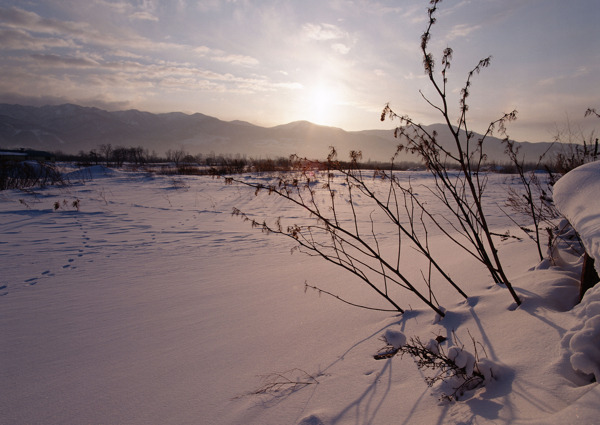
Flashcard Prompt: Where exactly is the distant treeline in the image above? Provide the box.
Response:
[50,144,429,174]
[31,137,600,175]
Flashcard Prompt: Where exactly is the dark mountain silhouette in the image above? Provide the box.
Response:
[0,103,557,163]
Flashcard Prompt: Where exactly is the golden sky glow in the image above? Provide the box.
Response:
[0,0,599,142]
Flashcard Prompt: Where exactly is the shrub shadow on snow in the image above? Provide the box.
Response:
[328,359,395,425]
[239,311,422,423]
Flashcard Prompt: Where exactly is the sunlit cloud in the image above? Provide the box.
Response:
[332,43,350,55]
[303,23,347,41]
[193,45,258,66]
[129,11,159,22]
[211,54,259,67]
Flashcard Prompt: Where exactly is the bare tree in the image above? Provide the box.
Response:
[166,148,188,167]
[99,144,113,167]
[551,115,598,173]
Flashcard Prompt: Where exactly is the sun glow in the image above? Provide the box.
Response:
[305,84,341,126]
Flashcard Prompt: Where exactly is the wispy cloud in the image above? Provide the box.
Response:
[302,22,355,55]
[29,53,100,68]
[447,23,482,40]
[303,23,347,41]
[0,28,76,50]
[0,91,132,110]
[193,46,259,67]
[332,43,350,55]
[0,6,92,39]
[538,66,592,87]
[210,53,259,67]
[129,11,159,22]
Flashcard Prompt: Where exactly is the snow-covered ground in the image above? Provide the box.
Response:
[1,164,599,424]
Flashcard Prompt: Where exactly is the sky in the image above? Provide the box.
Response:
[0,0,598,143]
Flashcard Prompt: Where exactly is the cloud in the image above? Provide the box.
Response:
[30,53,100,68]
[129,11,159,22]
[0,28,76,50]
[447,23,482,40]
[303,23,347,41]
[537,65,593,88]
[302,22,355,54]
[0,6,93,39]
[0,5,258,72]
[0,5,134,54]
[94,0,131,14]
[93,0,159,22]
[193,46,259,67]
[211,54,259,67]
[273,82,303,90]
[2,46,295,99]
[0,91,132,110]
[332,43,350,55]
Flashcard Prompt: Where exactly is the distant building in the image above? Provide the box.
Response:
[0,149,56,162]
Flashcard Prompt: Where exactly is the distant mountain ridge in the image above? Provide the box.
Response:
[0,103,555,163]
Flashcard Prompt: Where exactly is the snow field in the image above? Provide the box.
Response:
[1,165,599,424]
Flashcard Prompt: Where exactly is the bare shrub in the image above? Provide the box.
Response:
[502,141,559,261]
[228,149,468,317]
[246,368,320,398]
[381,0,521,305]
[0,160,64,191]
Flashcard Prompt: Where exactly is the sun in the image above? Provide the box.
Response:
[305,84,340,125]
[312,86,334,109]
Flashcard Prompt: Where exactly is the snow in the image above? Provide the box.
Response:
[1,165,599,424]
[382,328,406,349]
[554,160,600,277]
[554,161,600,385]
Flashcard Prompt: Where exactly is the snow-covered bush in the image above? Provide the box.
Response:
[376,330,498,402]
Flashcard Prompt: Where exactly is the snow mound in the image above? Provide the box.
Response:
[553,161,600,277]
[64,165,115,181]
[554,161,600,382]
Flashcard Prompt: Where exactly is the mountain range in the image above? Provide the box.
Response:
[0,103,556,163]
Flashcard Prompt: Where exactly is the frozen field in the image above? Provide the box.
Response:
[1,165,599,424]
